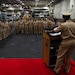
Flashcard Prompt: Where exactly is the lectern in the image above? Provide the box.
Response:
[43,30,62,67]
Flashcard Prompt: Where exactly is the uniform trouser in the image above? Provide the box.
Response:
[21,27,24,34]
[8,27,11,35]
[34,25,38,34]
[15,26,19,34]
[25,26,29,34]
[7,26,11,35]
[38,27,42,34]
[54,39,75,73]
[6,28,8,37]
[29,26,33,34]
[31,26,34,34]
[3,28,7,39]
[0,32,3,40]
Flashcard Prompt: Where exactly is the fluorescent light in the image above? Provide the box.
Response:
[35,0,39,1]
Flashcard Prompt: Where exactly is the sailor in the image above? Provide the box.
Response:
[51,12,75,75]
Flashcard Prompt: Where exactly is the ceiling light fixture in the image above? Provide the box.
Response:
[35,0,39,1]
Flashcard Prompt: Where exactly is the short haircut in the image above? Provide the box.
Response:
[63,15,70,20]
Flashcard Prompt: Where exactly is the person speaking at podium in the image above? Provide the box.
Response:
[51,12,75,75]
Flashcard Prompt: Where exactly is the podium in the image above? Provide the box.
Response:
[43,30,62,68]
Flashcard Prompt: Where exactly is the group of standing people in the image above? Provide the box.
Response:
[13,15,75,75]
[14,18,55,34]
[0,19,12,41]
[0,17,55,41]
[0,13,75,75]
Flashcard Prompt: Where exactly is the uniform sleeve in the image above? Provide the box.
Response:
[54,23,64,32]
[49,20,55,25]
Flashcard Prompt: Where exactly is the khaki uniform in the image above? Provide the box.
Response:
[38,20,43,34]
[24,21,29,34]
[20,20,24,34]
[5,21,9,37]
[47,19,55,29]
[17,20,21,33]
[54,20,75,73]
[35,20,39,34]
[33,20,37,34]
[2,22,7,39]
[43,20,49,30]
[14,21,19,34]
[8,21,12,35]
[0,21,3,40]
[28,20,33,34]
[18,20,21,33]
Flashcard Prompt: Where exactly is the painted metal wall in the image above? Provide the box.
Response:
[53,0,75,19]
